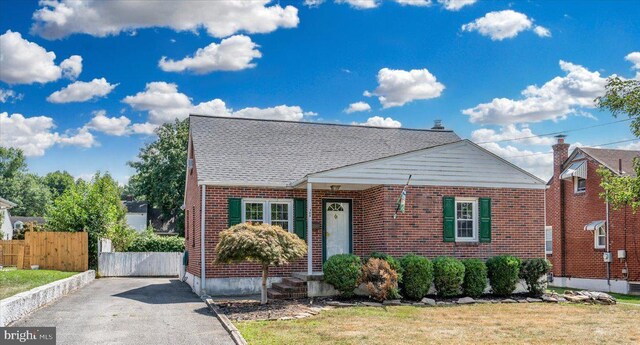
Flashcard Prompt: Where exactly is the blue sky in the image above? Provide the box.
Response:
[1,0,639,183]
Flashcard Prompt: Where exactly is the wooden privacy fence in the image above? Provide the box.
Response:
[0,232,88,271]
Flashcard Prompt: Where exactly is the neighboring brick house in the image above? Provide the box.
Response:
[184,115,546,296]
[546,136,640,294]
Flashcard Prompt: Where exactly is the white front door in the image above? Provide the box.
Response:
[325,201,350,260]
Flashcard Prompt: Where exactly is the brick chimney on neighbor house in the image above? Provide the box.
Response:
[548,134,570,277]
[552,135,570,179]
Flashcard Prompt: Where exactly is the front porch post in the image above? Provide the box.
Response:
[307,181,313,275]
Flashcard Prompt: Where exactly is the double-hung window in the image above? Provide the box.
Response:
[241,199,293,232]
[455,198,478,242]
[595,226,606,249]
[574,177,586,193]
[545,226,553,254]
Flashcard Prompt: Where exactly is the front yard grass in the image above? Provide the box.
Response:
[236,303,640,345]
[548,286,640,305]
[0,268,77,300]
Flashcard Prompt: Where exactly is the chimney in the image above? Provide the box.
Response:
[431,120,444,130]
[552,135,569,178]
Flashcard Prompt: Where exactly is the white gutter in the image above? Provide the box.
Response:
[200,185,207,295]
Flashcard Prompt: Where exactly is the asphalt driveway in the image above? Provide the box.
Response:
[13,278,234,345]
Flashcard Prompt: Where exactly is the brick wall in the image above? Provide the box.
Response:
[184,137,202,277]
[186,183,545,279]
[547,154,640,281]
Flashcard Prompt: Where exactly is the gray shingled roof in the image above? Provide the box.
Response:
[190,115,461,186]
[580,147,640,177]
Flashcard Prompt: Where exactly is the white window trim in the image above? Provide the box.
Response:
[241,198,294,232]
[574,176,586,193]
[454,197,478,243]
[545,226,553,254]
[594,225,606,249]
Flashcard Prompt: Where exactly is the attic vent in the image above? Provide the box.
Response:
[431,120,444,130]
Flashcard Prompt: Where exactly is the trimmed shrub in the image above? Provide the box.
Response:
[520,258,552,296]
[360,258,400,301]
[368,252,403,283]
[486,255,521,296]
[400,254,434,300]
[127,233,185,252]
[461,259,487,297]
[323,254,362,297]
[432,257,465,297]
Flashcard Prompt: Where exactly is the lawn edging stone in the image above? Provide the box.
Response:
[204,298,248,345]
[0,270,95,326]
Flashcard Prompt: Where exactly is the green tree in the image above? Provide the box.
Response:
[216,223,307,304]
[595,77,640,211]
[47,172,126,268]
[127,119,188,235]
[43,170,76,199]
[0,147,26,180]
[0,147,52,216]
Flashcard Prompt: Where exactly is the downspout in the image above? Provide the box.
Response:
[560,177,566,276]
[200,185,206,296]
[543,189,547,257]
[606,191,610,285]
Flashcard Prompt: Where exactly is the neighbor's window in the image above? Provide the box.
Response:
[545,226,553,254]
[595,226,606,249]
[242,199,293,232]
[574,177,586,193]
[455,198,478,242]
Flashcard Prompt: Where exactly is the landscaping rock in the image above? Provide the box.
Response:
[517,299,529,303]
[541,295,558,303]
[557,297,567,303]
[383,300,402,306]
[361,302,383,307]
[326,301,355,307]
[457,297,475,305]
[421,298,436,306]
[526,297,543,303]
[563,295,589,303]
[502,299,516,303]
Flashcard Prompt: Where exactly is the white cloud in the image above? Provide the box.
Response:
[85,111,131,136]
[0,30,82,84]
[31,0,299,39]
[533,25,551,38]
[0,89,23,103]
[462,10,550,41]
[463,60,607,124]
[60,55,82,80]
[471,125,556,146]
[336,0,380,9]
[123,81,315,124]
[47,78,117,103]
[304,0,325,7]
[395,0,432,6]
[626,51,640,79]
[617,141,640,151]
[159,35,261,74]
[437,0,476,11]
[130,122,158,135]
[0,112,96,156]
[365,68,445,108]
[353,116,402,128]
[344,101,372,113]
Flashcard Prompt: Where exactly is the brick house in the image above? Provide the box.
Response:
[184,115,546,296]
[546,136,640,294]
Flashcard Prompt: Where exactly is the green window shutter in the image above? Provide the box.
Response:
[228,198,242,227]
[443,196,455,242]
[479,197,492,243]
[294,198,307,240]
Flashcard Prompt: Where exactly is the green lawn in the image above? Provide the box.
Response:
[0,268,77,300]
[547,286,640,305]
[236,304,640,345]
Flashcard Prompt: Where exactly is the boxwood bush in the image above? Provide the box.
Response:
[486,255,521,296]
[519,258,552,296]
[461,259,487,297]
[432,257,465,297]
[368,252,403,283]
[400,254,433,300]
[323,254,362,297]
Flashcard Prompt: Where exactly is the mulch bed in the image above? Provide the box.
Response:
[215,298,330,321]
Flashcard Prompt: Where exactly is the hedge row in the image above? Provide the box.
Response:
[323,253,551,300]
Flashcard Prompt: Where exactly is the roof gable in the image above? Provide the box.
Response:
[578,147,639,177]
[190,115,460,186]
[307,140,545,189]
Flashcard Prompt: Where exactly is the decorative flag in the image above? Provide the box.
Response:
[394,175,412,219]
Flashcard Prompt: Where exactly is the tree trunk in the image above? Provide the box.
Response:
[261,265,269,304]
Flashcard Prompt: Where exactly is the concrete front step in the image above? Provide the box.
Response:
[282,277,306,287]
[271,282,307,293]
[267,289,308,300]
